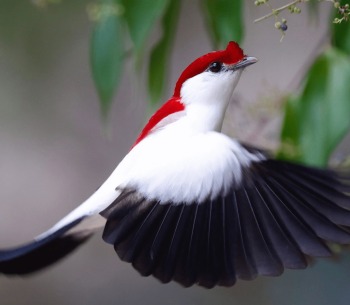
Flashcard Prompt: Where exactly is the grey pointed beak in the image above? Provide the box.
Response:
[228,56,258,71]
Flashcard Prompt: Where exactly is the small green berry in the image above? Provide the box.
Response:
[275,21,281,29]
[254,0,267,5]
[345,4,349,9]
[282,18,287,24]
[334,2,340,9]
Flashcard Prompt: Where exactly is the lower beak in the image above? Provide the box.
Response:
[230,56,258,71]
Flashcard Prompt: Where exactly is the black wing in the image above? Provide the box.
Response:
[100,158,350,288]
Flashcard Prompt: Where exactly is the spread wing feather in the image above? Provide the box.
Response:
[101,156,350,288]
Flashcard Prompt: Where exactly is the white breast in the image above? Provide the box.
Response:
[113,123,264,204]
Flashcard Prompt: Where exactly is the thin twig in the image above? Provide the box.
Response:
[254,0,305,23]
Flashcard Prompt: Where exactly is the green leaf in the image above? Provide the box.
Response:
[332,21,350,53]
[332,3,350,53]
[202,0,243,48]
[148,0,181,104]
[120,0,169,56]
[90,0,124,118]
[278,48,350,167]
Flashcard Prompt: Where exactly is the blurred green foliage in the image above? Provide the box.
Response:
[148,0,181,104]
[279,49,350,166]
[279,0,350,166]
[202,0,243,49]
[90,0,243,115]
[90,0,124,118]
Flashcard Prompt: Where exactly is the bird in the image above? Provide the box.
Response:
[1,41,350,289]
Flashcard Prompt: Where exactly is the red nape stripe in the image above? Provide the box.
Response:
[132,98,185,148]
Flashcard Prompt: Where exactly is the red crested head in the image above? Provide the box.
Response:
[173,41,245,97]
[132,42,251,148]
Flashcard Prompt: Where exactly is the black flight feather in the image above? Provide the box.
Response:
[0,217,91,275]
[250,179,308,269]
[100,157,350,288]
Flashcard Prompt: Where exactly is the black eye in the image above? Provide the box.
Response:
[208,62,222,73]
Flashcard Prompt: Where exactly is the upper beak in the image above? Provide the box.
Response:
[229,56,258,71]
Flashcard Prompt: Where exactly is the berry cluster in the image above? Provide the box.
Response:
[333,2,350,23]
[254,0,303,40]
[275,19,288,32]
[254,0,350,40]
[288,4,302,14]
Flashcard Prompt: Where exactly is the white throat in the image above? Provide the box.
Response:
[180,69,243,132]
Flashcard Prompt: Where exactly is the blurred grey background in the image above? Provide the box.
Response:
[1,0,350,304]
